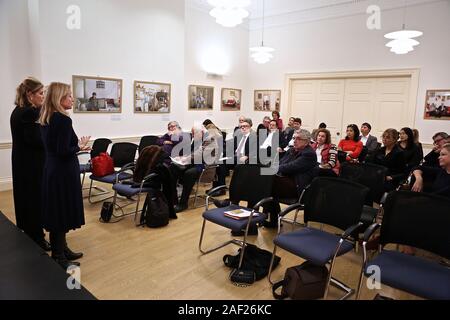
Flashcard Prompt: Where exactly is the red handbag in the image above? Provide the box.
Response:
[91,152,115,177]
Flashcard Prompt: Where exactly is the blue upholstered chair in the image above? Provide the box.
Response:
[268,177,370,300]
[357,191,450,300]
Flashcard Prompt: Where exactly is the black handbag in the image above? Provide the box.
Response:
[272,261,328,300]
[100,201,113,223]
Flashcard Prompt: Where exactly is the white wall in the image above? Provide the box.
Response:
[0,0,251,190]
[248,0,450,144]
[184,6,250,132]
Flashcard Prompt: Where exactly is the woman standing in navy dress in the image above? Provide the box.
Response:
[39,82,90,269]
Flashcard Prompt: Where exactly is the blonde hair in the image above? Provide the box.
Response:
[15,77,44,108]
[39,82,71,125]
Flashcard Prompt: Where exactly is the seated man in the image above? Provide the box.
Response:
[264,129,318,228]
[170,125,221,213]
[423,132,449,168]
[278,117,302,157]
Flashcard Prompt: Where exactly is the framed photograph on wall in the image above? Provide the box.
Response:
[424,89,450,120]
[221,88,242,111]
[254,90,281,112]
[134,81,171,113]
[72,75,122,113]
[188,85,214,110]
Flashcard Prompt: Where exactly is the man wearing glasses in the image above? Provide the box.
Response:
[264,129,318,228]
[423,132,449,168]
[234,118,257,164]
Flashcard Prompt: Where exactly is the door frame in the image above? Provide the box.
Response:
[284,68,420,128]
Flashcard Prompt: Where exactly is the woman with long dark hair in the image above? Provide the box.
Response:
[10,77,50,250]
[398,127,423,172]
[338,124,363,162]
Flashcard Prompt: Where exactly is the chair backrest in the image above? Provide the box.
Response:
[90,138,112,158]
[229,164,273,206]
[199,165,217,183]
[380,191,450,259]
[302,177,369,232]
[340,162,388,205]
[110,142,138,167]
[138,135,159,154]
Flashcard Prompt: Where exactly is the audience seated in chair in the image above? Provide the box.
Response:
[157,121,184,162]
[311,128,340,176]
[359,122,378,156]
[423,132,449,168]
[170,124,221,213]
[367,128,406,192]
[264,129,318,228]
[398,127,423,173]
[338,124,363,162]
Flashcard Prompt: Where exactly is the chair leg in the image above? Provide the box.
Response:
[198,219,242,255]
[267,245,278,285]
[324,240,355,300]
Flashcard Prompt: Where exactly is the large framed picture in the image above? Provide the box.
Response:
[424,89,450,120]
[188,85,214,110]
[134,81,171,113]
[254,90,281,112]
[72,75,122,113]
[221,88,241,111]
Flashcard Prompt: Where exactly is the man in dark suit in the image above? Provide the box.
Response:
[234,118,258,164]
[264,129,318,227]
[360,122,378,155]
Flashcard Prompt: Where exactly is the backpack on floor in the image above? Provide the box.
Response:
[140,189,169,228]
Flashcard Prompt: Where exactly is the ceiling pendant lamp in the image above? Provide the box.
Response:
[208,0,251,28]
[249,0,274,64]
[384,1,423,55]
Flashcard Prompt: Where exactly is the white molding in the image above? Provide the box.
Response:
[248,0,444,31]
[285,68,421,129]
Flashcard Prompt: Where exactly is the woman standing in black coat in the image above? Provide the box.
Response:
[39,82,90,269]
[10,77,50,250]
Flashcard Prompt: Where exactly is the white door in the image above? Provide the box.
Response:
[289,76,411,144]
[290,79,345,144]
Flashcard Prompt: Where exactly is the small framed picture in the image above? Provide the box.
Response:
[72,75,122,113]
[221,88,242,111]
[134,81,171,113]
[424,89,450,120]
[254,90,281,112]
[188,85,214,110]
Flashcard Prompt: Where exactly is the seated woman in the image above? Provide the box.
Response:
[133,145,177,219]
[338,124,363,162]
[412,143,450,198]
[170,125,221,213]
[311,128,340,176]
[368,128,406,192]
[157,121,184,159]
[398,127,423,173]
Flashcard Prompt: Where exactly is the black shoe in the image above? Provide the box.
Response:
[262,220,278,229]
[38,239,51,252]
[213,199,231,208]
[174,204,188,213]
[64,247,83,261]
[231,227,258,236]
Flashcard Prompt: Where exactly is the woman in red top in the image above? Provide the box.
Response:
[338,124,363,162]
[311,129,340,176]
[272,111,283,131]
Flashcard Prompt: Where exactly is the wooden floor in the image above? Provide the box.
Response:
[0,181,420,300]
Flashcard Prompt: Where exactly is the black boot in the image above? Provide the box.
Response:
[64,235,83,261]
[50,232,80,269]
